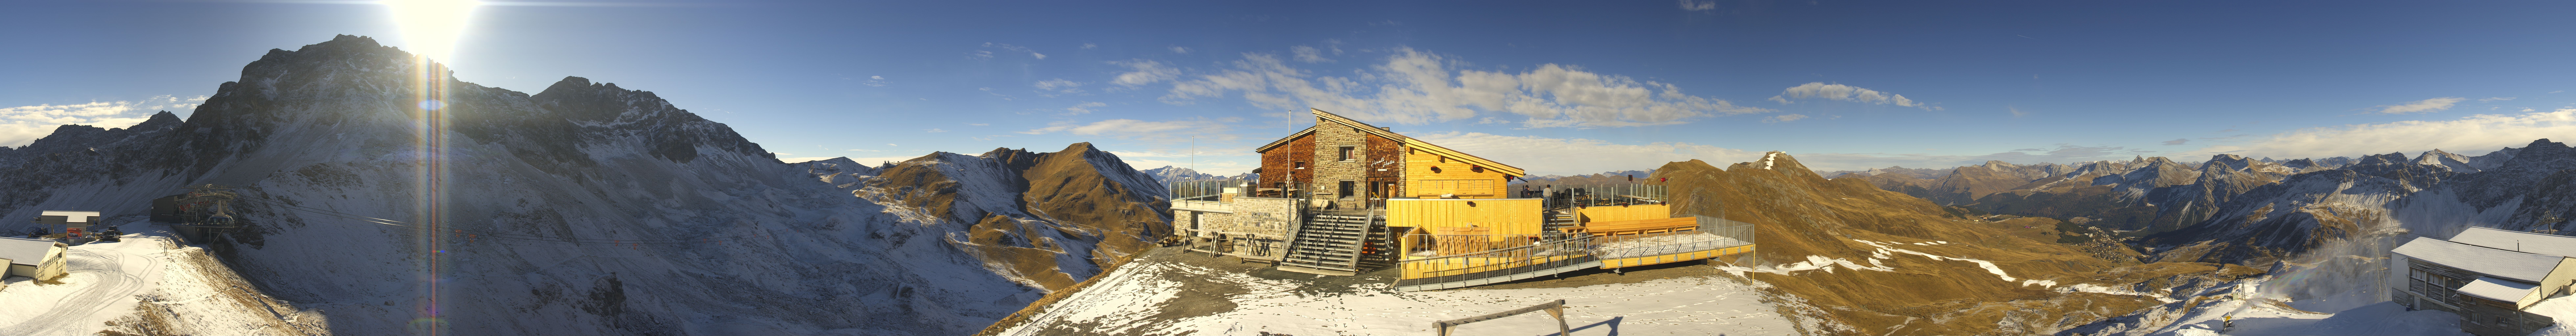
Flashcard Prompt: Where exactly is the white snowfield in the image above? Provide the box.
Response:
[0,228,323,336]
[1002,260,1798,336]
[1712,239,2059,288]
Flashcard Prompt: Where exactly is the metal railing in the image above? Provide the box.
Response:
[1514,184,1667,208]
[1400,234,1547,258]
[1167,179,1249,200]
[1393,235,1600,291]
[1591,215,1753,259]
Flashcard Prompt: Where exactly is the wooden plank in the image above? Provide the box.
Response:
[1433,300,1567,336]
[1386,199,1544,236]
[1574,204,1671,223]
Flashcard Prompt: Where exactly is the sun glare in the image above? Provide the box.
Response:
[385,0,480,60]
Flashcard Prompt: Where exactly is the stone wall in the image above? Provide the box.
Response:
[1313,117,1370,209]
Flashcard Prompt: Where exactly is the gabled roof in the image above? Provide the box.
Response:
[0,236,61,267]
[2392,236,2566,283]
[1253,109,1527,177]
[2448,226,2576,257]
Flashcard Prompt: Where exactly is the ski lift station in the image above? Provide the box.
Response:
[2389,227,2576,336]
[1168,109,1756,291]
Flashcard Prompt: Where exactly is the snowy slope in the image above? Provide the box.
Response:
[0,35,1165,335]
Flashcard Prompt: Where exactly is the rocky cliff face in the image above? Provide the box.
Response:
[0,35,1165,336]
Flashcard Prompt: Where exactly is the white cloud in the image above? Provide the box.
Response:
[1158,48,1767,128]
[2190,109,2576,159]
[2374,97,2464,114]
[2163,138,2189,145]
[1762,114,1808,123]
[864,75,888,87]
[1081,43,1097,49]
[1408,132,1759,176]
[1291,45,1333,63]
[925,128,947,133]
[1110,60,1181,87]
[1034,79,1084,96]
[1768,83,1937,110]
[1062,101,1108,115]
[2009,106,2029,117]
[982,42,1045,59]
[0,95,205,147]
[1677,0,1716,11]
[1169,46,1191,54]
[1015,117,1242,143]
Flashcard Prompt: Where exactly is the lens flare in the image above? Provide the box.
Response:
[384,0,481,60]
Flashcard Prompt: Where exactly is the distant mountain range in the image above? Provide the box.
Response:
[1831,145,2565,267]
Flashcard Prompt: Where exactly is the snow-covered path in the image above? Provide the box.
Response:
[1001,249,1799,336]
[0,247,161,336]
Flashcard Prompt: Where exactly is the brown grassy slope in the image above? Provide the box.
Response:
[866,143,1168,291]
[1654,154,2168,335]
[1923,166,2039,206]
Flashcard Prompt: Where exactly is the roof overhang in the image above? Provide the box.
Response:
[1294,108,1528,177]
[39,211,102,223]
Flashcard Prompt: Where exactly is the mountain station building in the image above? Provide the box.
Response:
[1168,109,1755,291]
[0,236,70,282]
[2389,227,2576,336]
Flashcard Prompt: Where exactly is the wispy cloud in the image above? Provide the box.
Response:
[1034,79,1084,96]
[1109,59,1181,87]
[2191,108,2576,159]
[0,95,206,147]
[1157,48,1768,128]
[2373,97,2464,114]
[2162,138,2189,145]
[1767,82,1937,110]
[1061,101,1107,115]
[1016,117,1241,143]
[981,42,1045,59]
[1762,114,1808,123]
[2480,97,2516,102]
[1168,46,1191,54]
[1677,0,1716,11]
[863,75,889,87]
[1081,43,1097,50]
[1291,45,1333,63]
[925,128,947,133]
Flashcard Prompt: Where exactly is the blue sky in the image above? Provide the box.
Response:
[6,1,2574,175]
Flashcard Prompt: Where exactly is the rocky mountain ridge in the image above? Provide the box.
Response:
[0,35,1165,335]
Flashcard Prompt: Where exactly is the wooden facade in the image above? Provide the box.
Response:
[1254,109,1526,202]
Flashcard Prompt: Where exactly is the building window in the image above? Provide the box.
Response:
[1338,181,1355,198]
[1295,161,1306,169]
[1430,166,1442,173]
[1339,146,1355,161]
[1472,166,1485,173]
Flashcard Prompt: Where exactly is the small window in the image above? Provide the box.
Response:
[1338,146,1354,161]
[1338,181,1355,197]
[1430,166,1442,173]
[1472,166,1485,173]
[1295,161,1306,169]
[1439,156,1448,163]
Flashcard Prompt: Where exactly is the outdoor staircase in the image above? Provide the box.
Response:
[1278,213,1374,275]
[1543,210,1579,239]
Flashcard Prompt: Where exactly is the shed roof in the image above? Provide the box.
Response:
[2457,276,2540,302]
[2391,236,2565,283]
[39,210,102,223]
[0,236,61,267]
[2449,226,2576,258]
